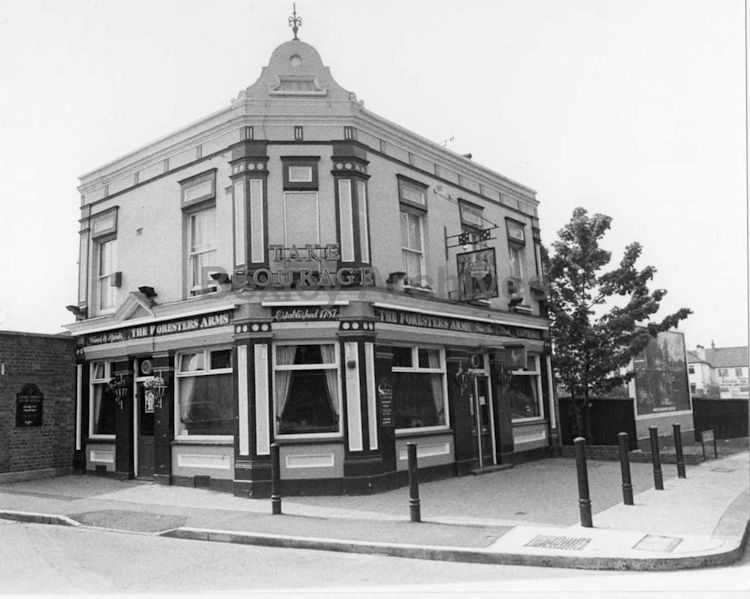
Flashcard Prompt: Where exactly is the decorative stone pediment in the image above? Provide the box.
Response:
[113,291,156,322]
[233,40,355,105]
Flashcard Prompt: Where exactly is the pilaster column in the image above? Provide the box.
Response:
[73,347,89,473]
[232,319,274,498]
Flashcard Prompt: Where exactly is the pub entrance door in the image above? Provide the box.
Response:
[469,358,497,470]
[133,358,155,479]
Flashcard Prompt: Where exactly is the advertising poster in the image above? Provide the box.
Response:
[457,248,499,301]
[633,331,691,415]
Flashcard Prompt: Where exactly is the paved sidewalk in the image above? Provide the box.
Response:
[0,452,747,571]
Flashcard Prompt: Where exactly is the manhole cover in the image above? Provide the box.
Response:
[524,535,591,551]
[633,534,682,553]
[69,510,187,533]
[710,467,735,473]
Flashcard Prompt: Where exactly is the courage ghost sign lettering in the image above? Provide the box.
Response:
[233,244,376,289]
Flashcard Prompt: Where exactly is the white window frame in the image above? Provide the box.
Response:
[391,345,450,434]
[187,206,218,296]
[357,180,370,263]
[174,347,234,440]
[400,209,426,286]
[89,361,115,439]
[510,354,544,423]
[97,238,117,313]
[272,341,343,440]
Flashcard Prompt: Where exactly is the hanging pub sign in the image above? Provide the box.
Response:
[232,243,376,290]
[457,248,499,301]
[16,383,43,427]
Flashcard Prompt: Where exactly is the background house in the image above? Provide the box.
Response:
[687,343,748,399]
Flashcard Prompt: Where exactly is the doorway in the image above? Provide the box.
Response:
[468,357,497,469]
[134,359,155,478]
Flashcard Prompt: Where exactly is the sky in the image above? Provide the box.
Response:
[0,0,747,351]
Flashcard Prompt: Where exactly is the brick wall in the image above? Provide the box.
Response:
[0,331,76,478]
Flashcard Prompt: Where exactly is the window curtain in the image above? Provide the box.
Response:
[275,346,297,421]
[428,350,444,422]
[178,377,197,431]
[319,344,339,419]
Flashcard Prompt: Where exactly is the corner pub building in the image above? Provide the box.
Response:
[65,24,555,496]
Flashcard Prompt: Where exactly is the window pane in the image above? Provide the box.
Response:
[180,352,205,372]
[191,209,215,253]
[92,362,106,380]
[92,384,116,435]
[509,246,523,278]
[508,376,540,419]
[392,372,445,428]
[402,249,422,283]
[178,373,233,435]
[391,346,413,367]
[418,348,441,369]
[211,349,232,370]
[277,370,338,434]
[400,211,410,247]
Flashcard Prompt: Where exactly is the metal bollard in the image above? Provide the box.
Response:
[673,423,686,479]
[618,432,634,505]
[649,427,664,490]
[407,442,421,522]
[574,437,593,527]
[271,442,282,515]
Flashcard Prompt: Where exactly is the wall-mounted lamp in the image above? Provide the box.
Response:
[508,294,524,307]
[209,272,232,285]
[346,360,357,369]
[66,305,87,320]
[138,286,157,298]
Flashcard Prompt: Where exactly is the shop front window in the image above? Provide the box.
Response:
[508,354,543,420]
[176,348,233,437]
[382,345,448,431]
[274,343,341,436]
[89,361,116,436]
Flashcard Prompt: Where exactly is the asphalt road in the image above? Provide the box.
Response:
[2,518,747,597]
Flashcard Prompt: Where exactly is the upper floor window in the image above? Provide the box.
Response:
[90,207,119,313]
[188,207,217,295]
[718,368,729,377]
[398,177,428,286]
[735,368,744,377]
[688,366,695,374]
[401,209,424,285]
[181,171,218,296]
[506,218,526,281]
[97,238,118,311]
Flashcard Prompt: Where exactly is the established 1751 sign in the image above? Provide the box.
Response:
[16,383,43,427]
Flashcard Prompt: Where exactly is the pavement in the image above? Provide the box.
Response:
[0,445,747,571]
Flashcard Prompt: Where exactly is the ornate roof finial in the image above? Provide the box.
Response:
[288,3,302,40]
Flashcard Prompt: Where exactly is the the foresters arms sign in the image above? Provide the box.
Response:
[85,311,232,346]
[374,307,545,340]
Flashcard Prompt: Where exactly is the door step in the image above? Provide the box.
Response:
[470,464,514,475]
